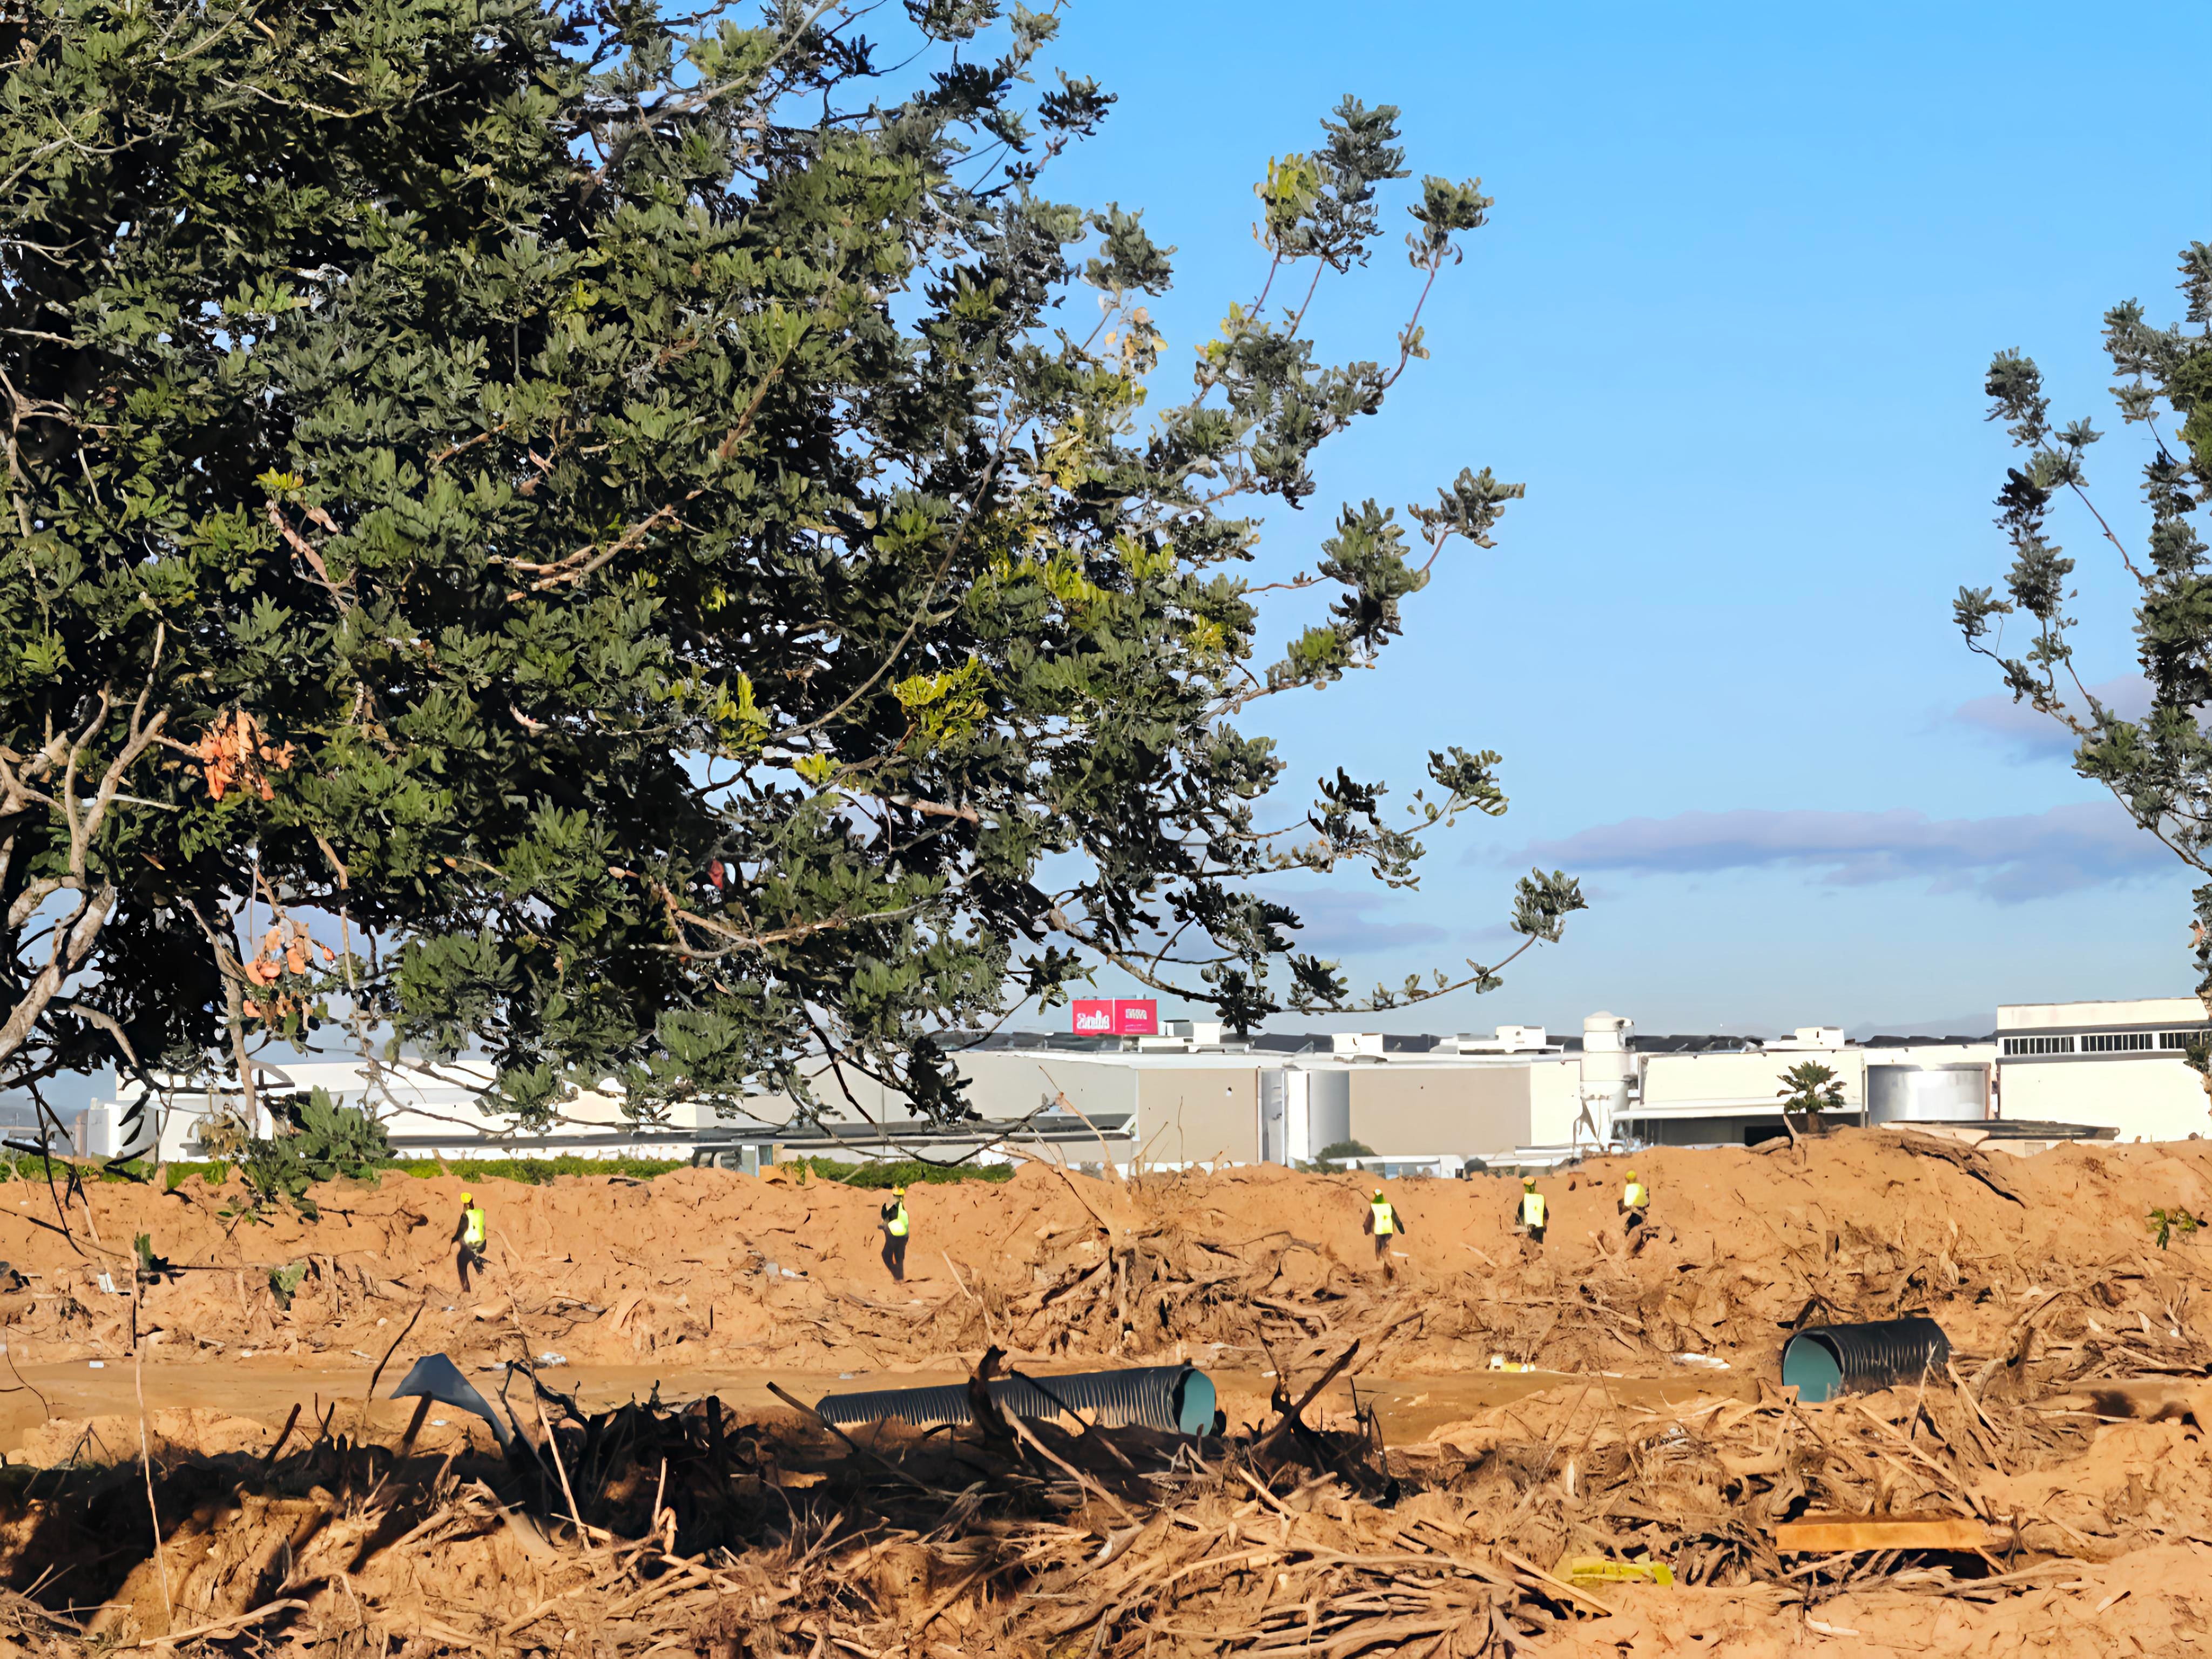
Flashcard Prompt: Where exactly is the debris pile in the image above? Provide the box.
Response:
[8,1352,1605,1655]
[11,1346,2212,1656]
[4,1131,2211,1386]
[0,1129,2208,1651]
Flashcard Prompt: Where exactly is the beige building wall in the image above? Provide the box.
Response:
[1526,1058,1587,1145]
[1138,1066,1259,1164]
[1347,1067,1532,1157]
[1642,1047,1867,1108]
[2001,1059,2211,1141]
[949,1050,1139,1123]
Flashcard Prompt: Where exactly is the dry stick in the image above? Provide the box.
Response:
[913,1561,999,1633]
[535,1392,591,1543]
[132,1277,173,1635]
[127,1598,310,1650]
[1010,1368,1137,1471]
[260,1402,302,1468]
[764,1381,945,1495]
[358,1296,426,1437]
[1496,1547,1616,1618]
[1038,1153,1122,1242]
[942,1252,996,1344]
[1945,1358,2007,1446]
[997,1403,1137,1525]
[1253,1340,1361,1456]
[1035,1073,1124,1185]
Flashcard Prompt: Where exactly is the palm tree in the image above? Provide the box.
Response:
[1776,1061,1846,1142]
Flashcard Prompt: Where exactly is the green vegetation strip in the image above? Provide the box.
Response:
[0,1152,1012,1189]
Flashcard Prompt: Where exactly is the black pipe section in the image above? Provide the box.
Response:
[815,1364,1216,1436]
[1781,1316,1952,1404]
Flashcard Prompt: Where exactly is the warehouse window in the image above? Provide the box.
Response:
[2001,1035,2075,1056]
[2161,1030,2208,1050]
[2080,1031,2155,1053]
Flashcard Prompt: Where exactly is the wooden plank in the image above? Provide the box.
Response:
[1772,1516,1994,1553]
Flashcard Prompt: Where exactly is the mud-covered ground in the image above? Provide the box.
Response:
[1,1128,2210,1654]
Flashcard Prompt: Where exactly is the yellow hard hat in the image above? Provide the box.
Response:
[1522,1176,1536,1188]
[1373,1187,1385,1198]
[893,1184,906,1196]
[460,1190,473,1202]
[1626,1170,1637,1181]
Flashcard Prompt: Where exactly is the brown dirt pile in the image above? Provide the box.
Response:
[1402,1376,2212,1654]
[6,1347,2210,1657]
[1,1128,2208,1381]
[0,1128,2206,1654]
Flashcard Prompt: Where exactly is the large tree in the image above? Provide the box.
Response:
[0,0,1582,1128]
[1958,242,2212,1049]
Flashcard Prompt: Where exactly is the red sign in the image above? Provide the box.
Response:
[1071,998,1159,1036]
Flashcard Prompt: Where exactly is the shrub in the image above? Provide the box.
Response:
[235,1089,390,1219]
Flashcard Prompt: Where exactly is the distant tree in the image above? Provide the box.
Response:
[0,0,1583,1133]
[1776,1060,1846,1141]
[1957,244,2212,1083]
[1316,1137,1378,1170]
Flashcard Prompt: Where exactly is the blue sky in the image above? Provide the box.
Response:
[1029,0,2212,1037]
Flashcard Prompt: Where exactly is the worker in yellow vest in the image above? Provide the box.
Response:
[1364,1186,1406,1262]
[455,1189,488,1291]
[1620,1169,1649,1236]
[1516,1177,1548,1247]
[880,1184,911,1282]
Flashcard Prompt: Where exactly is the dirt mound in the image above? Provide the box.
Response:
[5,1130,2208,1386]
[18,1407,272,1469]
[1394,1378,2212,1656]
[0,1129,2207,1653]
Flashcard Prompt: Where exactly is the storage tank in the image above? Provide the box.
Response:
[1579,1011,1635,1142]
[1301,1067,1351,1157]
[1866,1064,1987,1124]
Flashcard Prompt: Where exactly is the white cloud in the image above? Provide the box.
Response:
[1524,798,2167,902]
[1951,673,2150,760]
[1263,886,1456,954]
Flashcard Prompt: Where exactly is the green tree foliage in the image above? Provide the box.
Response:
[1312,1137,1377,1172]
[1958,245,2212,1031]
[0,0,1582,1130]
[234,1088,390,1218]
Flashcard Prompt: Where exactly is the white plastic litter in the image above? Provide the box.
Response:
[1674,1352,1730,1369]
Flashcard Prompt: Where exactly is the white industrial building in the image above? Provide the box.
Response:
[1990,997,2212,1142]
[52,995,2211,1170]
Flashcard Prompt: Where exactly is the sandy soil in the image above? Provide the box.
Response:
[0,1128,2207,1654]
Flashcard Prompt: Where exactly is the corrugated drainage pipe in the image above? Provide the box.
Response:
[1781,1317,1952,1404]
[815,1364,1216,1437]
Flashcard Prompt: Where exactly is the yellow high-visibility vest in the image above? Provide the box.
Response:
[462,1206,486,1247]
[1623,1182,1648,1209]
[886,1201,909,1238]
[1370,1199,1396,1236]
[1520,1192,1547,1228]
